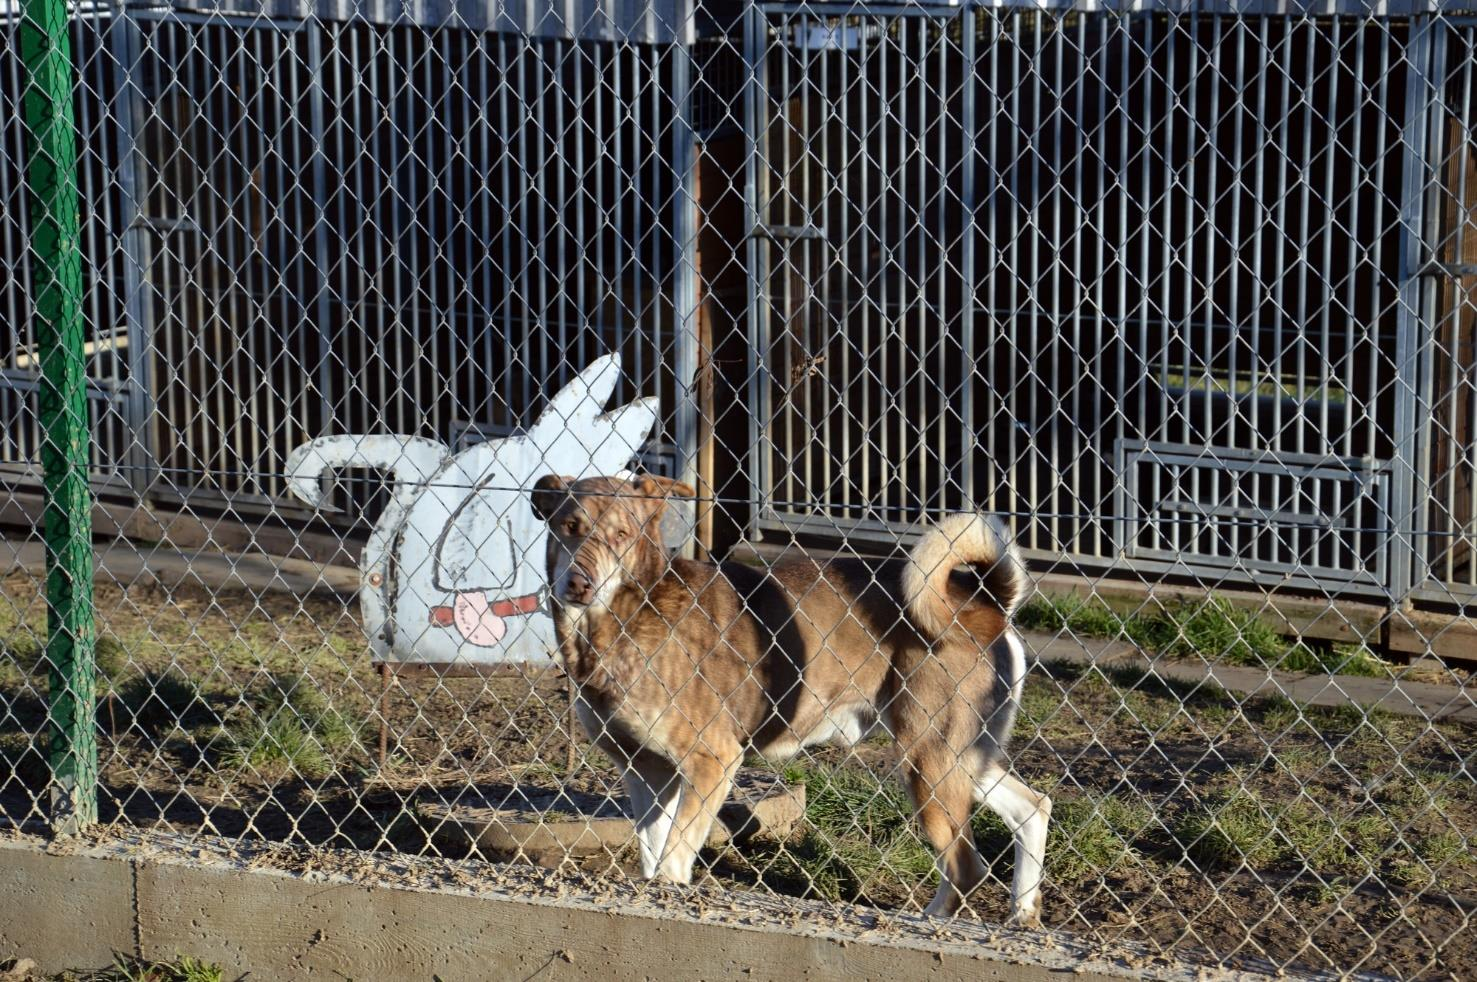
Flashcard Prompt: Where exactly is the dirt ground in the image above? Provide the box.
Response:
[0,571,1473,980]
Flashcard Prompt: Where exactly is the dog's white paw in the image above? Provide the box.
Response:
[1006,905,1043,930]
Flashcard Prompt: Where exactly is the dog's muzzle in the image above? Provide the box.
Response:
[563,567,596,605]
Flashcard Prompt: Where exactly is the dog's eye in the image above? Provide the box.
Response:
[563,520,580,535]
[612,529,628,542]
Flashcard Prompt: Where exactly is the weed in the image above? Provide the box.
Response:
[1015,679,1063,735]
[768,762,938,904]
[254,673,363,753]
[62,953,224,982]
[1273,747,1329,781]
[222,712,333,782]
[1413,830,1469,871]
[1,627,43,675]
[1258,695,1303,731]
[93,635,130,680]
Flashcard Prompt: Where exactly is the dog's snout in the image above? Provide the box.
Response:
[565,567,593,603]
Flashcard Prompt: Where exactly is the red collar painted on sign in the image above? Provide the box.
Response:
[428,592,542,626]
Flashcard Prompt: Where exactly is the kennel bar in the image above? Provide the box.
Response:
[743,4,1469,609]
[1,2,707,524]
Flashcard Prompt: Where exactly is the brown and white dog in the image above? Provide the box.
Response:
[530,473,1051,927]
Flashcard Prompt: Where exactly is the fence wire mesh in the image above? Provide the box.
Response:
[2,0,1475,978]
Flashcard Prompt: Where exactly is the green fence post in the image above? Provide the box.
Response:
[19,0,97,833]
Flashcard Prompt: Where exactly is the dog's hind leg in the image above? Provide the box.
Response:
[622,751,682,880]
[902,744,990,918]
[973,766,1051,928]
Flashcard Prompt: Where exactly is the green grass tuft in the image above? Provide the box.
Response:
[1175,789,1285,869]
[58,953,224,982]
[222,712,334,782]
[218,673,364,781]
[1018,593,1392,677]
[976,792,1150,881]
[761,762,937,903]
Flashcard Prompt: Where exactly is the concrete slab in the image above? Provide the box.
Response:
[1024,632,1477,726]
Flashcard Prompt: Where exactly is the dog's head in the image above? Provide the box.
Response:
[530,473,695,608]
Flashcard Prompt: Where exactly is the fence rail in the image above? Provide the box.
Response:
[1,2,1475,980]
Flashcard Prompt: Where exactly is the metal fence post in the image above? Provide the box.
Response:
[108,9,159,503]
[672,37,701,558]
[742,5,773,538]
[19,0,98,834]
[1391,15,1442,608]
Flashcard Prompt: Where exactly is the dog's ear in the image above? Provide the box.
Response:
[633,473,696,500]
[530,474,574,521]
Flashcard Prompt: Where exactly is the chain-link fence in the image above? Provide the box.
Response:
[2,0,1475,977]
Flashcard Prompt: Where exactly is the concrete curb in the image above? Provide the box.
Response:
[0,832,1304,982]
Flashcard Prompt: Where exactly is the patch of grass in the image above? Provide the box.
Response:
[218,673,364,781]
[56,953,224,982]
[1272,746,1328,780]
[1100,665,1234,710]
[1257,694,1303,731]
[93,636,131,680]
[251,674,362,751]
[1018,594,1129,638]
[1154,598,1288,667]
[1,627,44,675]
[1015,677,1062,734]
[765,762,937,903]
[1274,640,1391,678]
[1413,830,1469,871]
[1170,788,1457,881]
[111,669,218,735]
[221,713,333,782]
[1019,593,1392,677]
[1175,789,1285,869]
[977,792,1150,881]
[799,761,912,839]
[779,763,1156,896]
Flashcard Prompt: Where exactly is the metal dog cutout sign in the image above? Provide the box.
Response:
[286,354,681,666]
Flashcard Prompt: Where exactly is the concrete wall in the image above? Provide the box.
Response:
[0,834,1263,982]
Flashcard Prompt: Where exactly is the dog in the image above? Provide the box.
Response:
[530,473,1051,927]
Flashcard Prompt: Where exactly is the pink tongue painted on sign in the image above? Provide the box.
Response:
[452,590,508,646]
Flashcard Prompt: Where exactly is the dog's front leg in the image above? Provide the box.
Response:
[622,752,682,879]
[662,744,741,884]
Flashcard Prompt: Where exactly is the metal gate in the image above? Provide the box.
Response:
[2,5,702,519]
[743,5,1477,606]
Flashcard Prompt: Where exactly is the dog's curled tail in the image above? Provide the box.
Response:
[902,513,1027,640]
